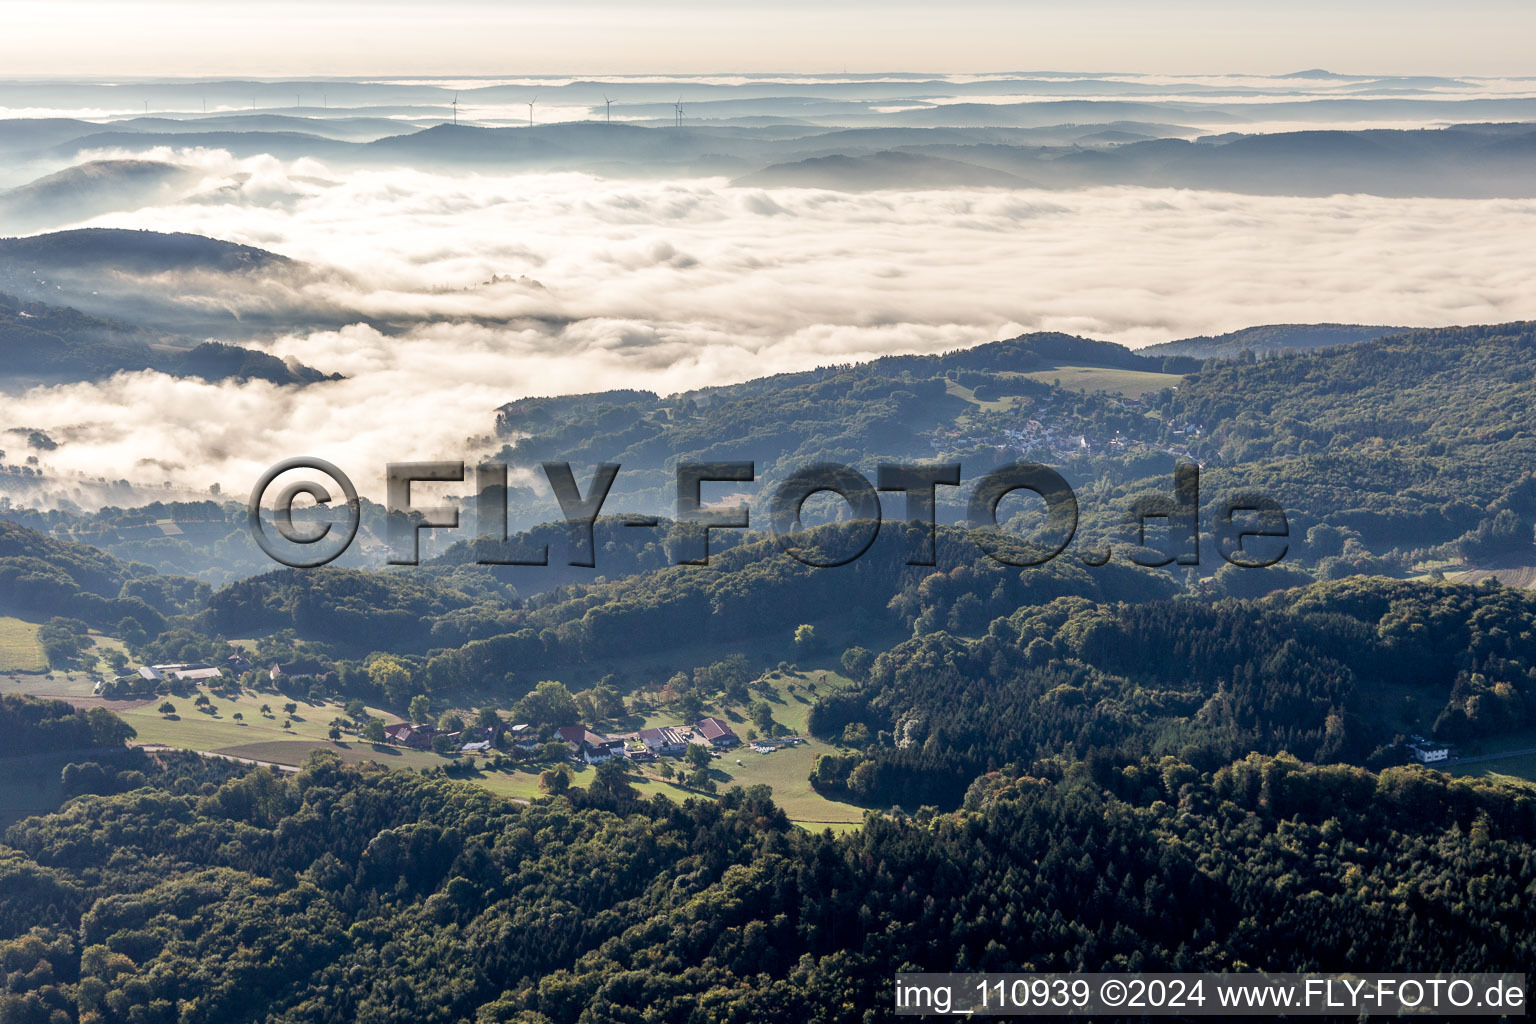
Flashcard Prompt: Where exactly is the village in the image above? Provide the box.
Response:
[382,714,806,765]
[94,654,819,778]
[932,387,1213,467]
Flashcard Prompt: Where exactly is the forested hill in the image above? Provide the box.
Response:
[0,731,1530,1022]
[206,522,1178,659]
[488,319,1536,577]
[806,575,1536,807]
[0,291,339,385]
[489,331,1196,528]
[0,519,206,632]
[0,228,290,276]
[1139,322,1401,359]
[1164,320,1536,561]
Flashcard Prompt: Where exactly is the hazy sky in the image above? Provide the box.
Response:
[1,0,1533,78]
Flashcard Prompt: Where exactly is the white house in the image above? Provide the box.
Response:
[1408,735,1449,763]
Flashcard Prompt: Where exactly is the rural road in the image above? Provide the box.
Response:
[1447,746,1536,766]
[136,743,300,773]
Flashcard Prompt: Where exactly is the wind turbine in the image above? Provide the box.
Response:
[452,92,459,125]
[528,95,537,128]
[674,96,683,128]
[603,94,611,123]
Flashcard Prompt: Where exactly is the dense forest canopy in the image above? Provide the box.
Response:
[0,720,1530,1023]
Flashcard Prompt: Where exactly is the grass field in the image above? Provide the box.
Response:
[1451,565,1536,588]
[1454,768,1536,791]
[1013,364,1184,398]
[116,683,403,752]
[1453,756,1536,785]
[944,379,1016,412]
[0,617,47,674]
[633,667,867,827]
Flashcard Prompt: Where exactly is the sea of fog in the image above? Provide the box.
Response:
[5,145,1536,500]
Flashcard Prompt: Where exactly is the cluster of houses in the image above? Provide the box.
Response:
[383,714,745,764]
[560,716,741,764]
[382,721,498,754]
[930,387,1212,467]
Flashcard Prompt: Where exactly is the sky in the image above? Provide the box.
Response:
[0,0,1533,78]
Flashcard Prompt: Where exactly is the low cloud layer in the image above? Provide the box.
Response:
[8,148,1536,501]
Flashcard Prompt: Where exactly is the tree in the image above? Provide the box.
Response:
[368,656,414,707]
[345,699,368,722]
[475,705,501,730]
[409,694,432,724]
[536,739,573,763]
[362,719,386,743]
[328,725,342,741]
[539,766,571,794]
[83,706,135,747]
[432,733,457,756]
[233,712,244,722]
[657,760,675,780]
[282,719,292,730]
[751,700,776,734]
[794,623,817,651]
[685,743,712,770]
[587,686,625,721]
[437,712,465,733]
[840,646,874,680]
[514,681,580,727]
[283,702,298,716]
[260,704,273,716]
[158,702,176,717]
[591,757,634,798]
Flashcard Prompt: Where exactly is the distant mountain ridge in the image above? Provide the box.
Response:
[733,150,1036,189]
[1141,323,1405,359]
[0,227,290,275]
[0,289,337,386]
[0,227,340,341]
[0,160,194,234]
[10,116,1536,199]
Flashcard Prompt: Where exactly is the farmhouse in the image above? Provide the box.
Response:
[384,722,436,749]
[557,725,625,763]
[695,717,740,748]
[638,726,689,756]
